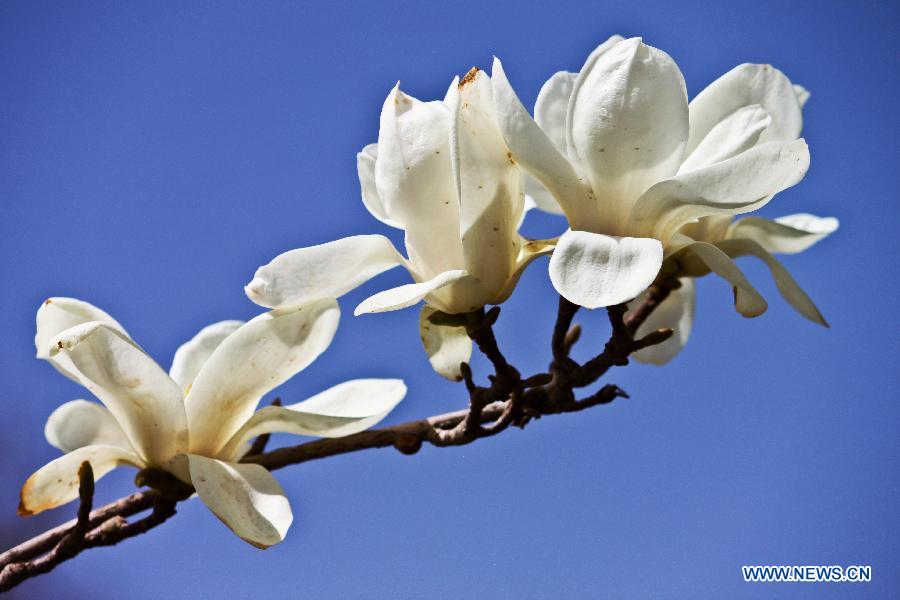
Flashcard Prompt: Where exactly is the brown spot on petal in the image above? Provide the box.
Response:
[459,67,480,89]
[18,476,37,516]
[18,491,33,516]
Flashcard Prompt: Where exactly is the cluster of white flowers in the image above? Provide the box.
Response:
[246,34,836,375]
[21,35,836,548]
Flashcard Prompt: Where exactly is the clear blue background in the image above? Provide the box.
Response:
[1,1,897,598]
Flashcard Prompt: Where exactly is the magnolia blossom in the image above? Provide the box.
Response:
[490,35,810,310]
[633,212,838,364]
[21,297,406,548]
[246,70,553,380]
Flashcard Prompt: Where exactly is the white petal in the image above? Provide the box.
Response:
[548,230,663,309]
[490,57,592,226]
[632,278,696,365]
[219,379,407,459]
[44,399,133,453]
[187,455,292,549]
[49,323,188,468]
[567,37,688,233]
[630,139,810,243]
[185,300,339,456]
[564,32,626,158]
[677,215,733,244]
[245,235,405,309]
[419,306,472,381]
[35,298,129,359]
[535,70,577,152]
[688,63,802,154]
[524,174,564,215]
[35,298,131,383]
[170,320,244,394]
[668,241,767,317]
[718,239,828,326]
[449,69,523,298]
[793,84,810,108]
[19,445,145,516]
[727,213,838,254]
[354,269,471,315]
[357,143,402,229]
[679,105,771,172]
[375,84,464,278]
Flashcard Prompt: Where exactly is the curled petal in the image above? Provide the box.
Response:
[548,230,663,309]
[185,299,340,456]
[419,306,472,381]
[718,239,828,326]
[187,455,292,549]
[490,57,592,225]
[727,213,838,254]
[245,235,405,309]
[49,323,188,467]
[679,105,771,172]
[688,63,802,152]
[354,269,471,315]
[632,279,696,365]
[45,399,133,453]
[668,241,767,317]
[567,37,688,232]
[220,379,407,459]
[19,445,145,516]
[35,298,131,384]
[35,298,129,359]
[170,320,243,394]
[357,144,402,229]
[630,139,810,243]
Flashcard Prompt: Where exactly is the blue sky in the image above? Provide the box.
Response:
[1,1,897,598]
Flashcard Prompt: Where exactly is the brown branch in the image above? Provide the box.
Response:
[623,277,681,335]
[0,279,679,592]
[552,296,580,361]
[0,462,94,591]
[0,492,155,571]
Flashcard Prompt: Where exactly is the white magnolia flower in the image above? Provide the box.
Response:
[246,70,553,380]
[633,212,838,364]
[490,35,810,310]
[21,297,406,548]
[629,73,837,364]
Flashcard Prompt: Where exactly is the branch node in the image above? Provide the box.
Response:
[393,433,423,455]
[459,362,476,393]
[563,324,582,352]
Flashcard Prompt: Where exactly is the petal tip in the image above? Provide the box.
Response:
[18,477,37,517]
[244,276,269,303]
[17,495,33,517]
